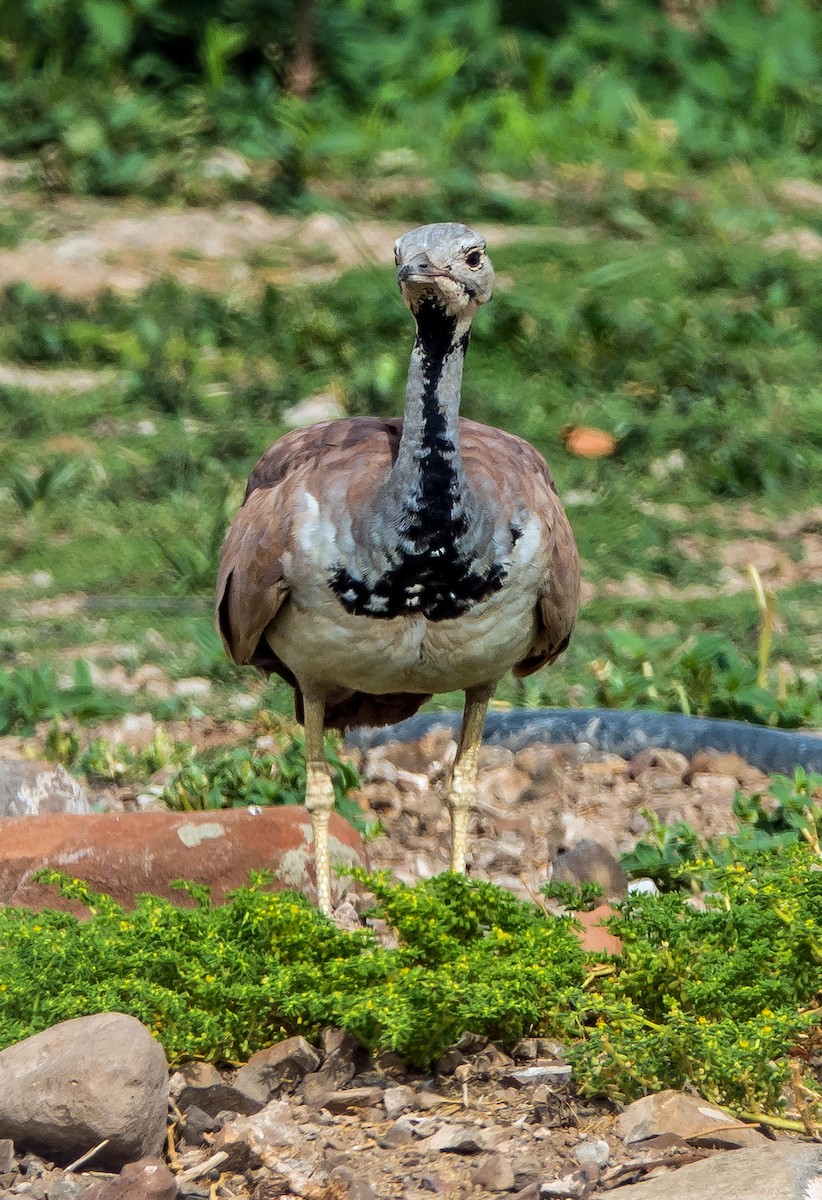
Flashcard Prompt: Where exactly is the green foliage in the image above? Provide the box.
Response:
[0,858,819,1115]
[1,0,820,197]
[0,661,128,736]
[622,767,822,888]
[160,737,367,831]
[588,631,822,729]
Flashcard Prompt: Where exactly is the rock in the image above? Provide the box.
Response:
[474,1152,516,1192]
[327,1165,377,1200]
[590,1141,822,1199]
[628,750,688,781]
[0,1013,168,1168]
[689,772,738,799]
[48,1177,90,1199]
[0,761,90,817]
[0,807,366,911]
[233,1036,322,1104]
[176,1061,262,1118]
[419,1124,497,1153]
[382,1085,416,1119]
[179,1104,221,1144]
[572,1139,609,1169]
[436,1048,467,1075]
[501,1064,572,1089]
[539,1167,596,1198]
[0,1142,13,1174]
[83,1157,176,1200]
[686,751,767,788]
[511,1038,565,1062]
[550,840,628,897]
[618,1089,768,1150]
[322,1087,385,1114]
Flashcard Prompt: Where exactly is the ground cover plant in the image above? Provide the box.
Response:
[0,854,819,1122]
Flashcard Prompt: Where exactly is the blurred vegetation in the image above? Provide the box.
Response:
[0,0,820,200]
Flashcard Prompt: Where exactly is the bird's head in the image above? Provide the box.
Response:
[395,223,494,323]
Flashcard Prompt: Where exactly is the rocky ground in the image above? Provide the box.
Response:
[1,726,820,1197]
[0,1010,818,1200]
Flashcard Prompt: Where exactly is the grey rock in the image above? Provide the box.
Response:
[82,1157,177,1200]
[589,1141,822,1199]
[383,1085,416,1119]
[0,1146,12,1175]
[551,840,628,897]
[540,1167,595,1199]
[0,762,90,817]
[474,1152,516,1192]
[45,1177,89,1200]
[501,1064,573,1089]
[322,1087,384,1114]
[420,1124,497,1154]
[618,1089,768,1150]
[0,1013,168,1169]
[176,1060,262,1118]
[233,1036,321,1104]
[327,1165,377,1200]
[435,1048,466,1075]
[573,1139,610,1169]
[179,1104,221,1145]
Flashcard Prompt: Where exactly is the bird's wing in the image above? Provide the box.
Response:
[460,420,580,677]
[216,417,403,676]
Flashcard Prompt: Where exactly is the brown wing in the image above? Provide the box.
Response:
[460,421,581,678]
[216,417,431,730]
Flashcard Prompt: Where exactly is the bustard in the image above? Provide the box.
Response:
[217,223,580,914]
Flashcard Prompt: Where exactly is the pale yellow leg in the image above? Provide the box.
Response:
[449,684,494,874]
[302,691,335,916]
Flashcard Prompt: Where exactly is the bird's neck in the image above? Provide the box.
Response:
[389,296,476,527]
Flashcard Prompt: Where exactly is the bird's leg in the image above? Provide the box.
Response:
[449,683,494,874]
[302,690,335,916]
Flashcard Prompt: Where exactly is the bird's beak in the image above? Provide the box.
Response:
[397,257,450,285]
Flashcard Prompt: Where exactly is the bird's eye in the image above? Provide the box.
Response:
[465,249,484,269]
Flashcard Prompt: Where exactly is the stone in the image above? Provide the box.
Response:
[686,751,767,788]
[176,1061,262,1118]
[212,1099,302,1162]
[539,1167,596,1198]
[0,1013,168,1169]
[627,750,688,781]
[0,1144,12,1175]
[419,1124,497,1154]
[572,1139,609,1169]
[179,1102,220,1144]
[0,807,366,912]
[82,1157,176,1200]
[322,1087,385,1114]
[501,1064,572,1089]
[0,762,90,817]
[382,1085,416,1119]
[47,1178,89,1199]
[550,841,628,897]
[618,1089,768,1150]
[689,772,739,799]
[233,1036,322,1104]
[327,1165,377,1200]
[474,1152,516,1192]
[590,1141,822,1199]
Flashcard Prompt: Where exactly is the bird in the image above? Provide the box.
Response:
[216,223,580,914]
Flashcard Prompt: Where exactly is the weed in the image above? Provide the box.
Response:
[160,737,368,832]
[0,662,128,736]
